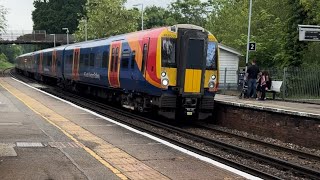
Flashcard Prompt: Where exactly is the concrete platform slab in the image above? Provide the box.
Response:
[0,144,17,157]
[216,94,320,119]
[0,77,258,179]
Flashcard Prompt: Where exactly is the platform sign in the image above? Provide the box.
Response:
[299,25,320,42]
[248,42,256,51]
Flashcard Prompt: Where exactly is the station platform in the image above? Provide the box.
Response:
[0,76,255,180]
[215,94,320,120]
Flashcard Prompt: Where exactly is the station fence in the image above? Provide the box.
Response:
[217,67,320,104]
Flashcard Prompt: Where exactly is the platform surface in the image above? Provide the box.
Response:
[215,94,320,119]
[0,76,250,180]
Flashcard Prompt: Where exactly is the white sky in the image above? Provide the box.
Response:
[0,0,174,31]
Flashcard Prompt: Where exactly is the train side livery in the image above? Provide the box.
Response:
[16,24,219,120]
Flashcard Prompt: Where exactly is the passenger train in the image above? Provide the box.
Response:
[16,24,219,120]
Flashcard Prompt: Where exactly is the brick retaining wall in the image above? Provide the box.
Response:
[213,103,320,149]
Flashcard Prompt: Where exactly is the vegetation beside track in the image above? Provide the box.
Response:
[0,55,13,70]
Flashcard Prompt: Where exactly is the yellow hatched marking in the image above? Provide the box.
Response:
[0,79,169,180]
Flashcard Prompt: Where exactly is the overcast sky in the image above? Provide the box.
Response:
[0,0,174,30]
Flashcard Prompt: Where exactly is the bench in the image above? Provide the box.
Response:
[266,81,283,99]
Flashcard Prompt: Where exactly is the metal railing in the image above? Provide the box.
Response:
[217,67,320,104]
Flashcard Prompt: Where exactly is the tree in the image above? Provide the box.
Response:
[0,45,23,63]
[0,5,7,32]
[168,0,210,27]
[75,0,138,41]
[144,6,166,29]
[206,0,291,68]
[32,0,86,34]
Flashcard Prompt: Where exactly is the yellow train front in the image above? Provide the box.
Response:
[155,24,219,120]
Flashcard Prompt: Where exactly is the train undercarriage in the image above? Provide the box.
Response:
[16,69,214,120]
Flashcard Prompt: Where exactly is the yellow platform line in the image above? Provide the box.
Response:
[0,80,125,179]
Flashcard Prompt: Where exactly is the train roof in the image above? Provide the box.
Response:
[17,52,33,58]
[17,24,216,56]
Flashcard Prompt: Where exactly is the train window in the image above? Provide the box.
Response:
[206,42,218,70]
[121,50,130,69]
[80,54,85,66]
[102,51,109,68]
[69,55,73,65]
[47,55,50,66]
[84,54,89,66]
[186,39,204,69]
[48,54,52,66]
[141,44,148,73]
[90,53,95,67]
[95,52,102,68]
[131,51,136,69]
[110,48,115,71]
[114,47,119,71]
[161,38,176,67]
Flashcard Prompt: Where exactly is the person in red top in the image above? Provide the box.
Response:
[259,71,270,100]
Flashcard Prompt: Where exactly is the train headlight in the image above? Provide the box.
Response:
[209,82,214,88]
[161,72,166,77]
[162,79,169,86]
[211,75,216,80]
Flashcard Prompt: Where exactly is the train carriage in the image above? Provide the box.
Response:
[16,24,219,120]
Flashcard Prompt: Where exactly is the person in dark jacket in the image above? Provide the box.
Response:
[246,59,260,98]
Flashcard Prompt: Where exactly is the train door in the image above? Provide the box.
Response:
[108,41,122,88]
[129,50,138,89]
[52,50,57,76]
[141,37,150,78]
[72,48,80,80]
[39,52,43,74]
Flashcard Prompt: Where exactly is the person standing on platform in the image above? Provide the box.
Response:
[246,59,260,98]
[259,71,270,100]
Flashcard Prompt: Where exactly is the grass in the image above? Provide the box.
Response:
[0,60,14,70]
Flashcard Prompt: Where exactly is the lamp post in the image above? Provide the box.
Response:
[84,18,88,41]
[245,0,253,70]
[62,28,69,44]
[133,3,144,30]
[50,34,56,47]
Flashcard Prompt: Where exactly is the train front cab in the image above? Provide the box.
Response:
[158,25,219,120]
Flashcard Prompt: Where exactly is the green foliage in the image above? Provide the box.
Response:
[0,53,13,70]
[206,0,320,68]
[168,0,210,27]
[283,0,315,67]
[302,43,320,68]
[75,0,138,41]
[32,0,86,33]
[0,45,23,63]
[143,6,170,29]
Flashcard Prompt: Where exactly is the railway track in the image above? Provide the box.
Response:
[0,67,13,77]
[10,70,320,179]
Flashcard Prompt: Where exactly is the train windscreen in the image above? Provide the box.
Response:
[161,38,176,67]
[206,42,218,70]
